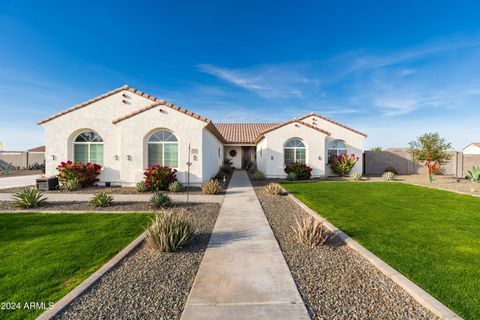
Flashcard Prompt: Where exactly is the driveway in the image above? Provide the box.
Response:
[0,175,39,189]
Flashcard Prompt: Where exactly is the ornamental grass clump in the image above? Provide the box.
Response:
[168,181,184,192]
[202,179,223,195]
[265,182,282,195]
[351,172,362,181]
[144,165,177,191]
[253,170,266,180]
[150,192,171,209]
[292,216,332,248]
[90,191,113,207]
[329,154,358,176]
[56,161,102,187]
[146,210,195,252]
[383,171,396,181]
[12,188,47,208]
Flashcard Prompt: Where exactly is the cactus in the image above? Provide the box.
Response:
[466,166,480,182]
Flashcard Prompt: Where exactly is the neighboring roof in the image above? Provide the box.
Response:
[215,123,279,144]
[28,146,45,152]
[465,142,480,149]
[294,113,368,137]
[255,120,331,143]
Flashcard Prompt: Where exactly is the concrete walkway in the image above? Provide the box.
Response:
[0,192,223,203]
[0,175,41,189]
[181,171,309,320]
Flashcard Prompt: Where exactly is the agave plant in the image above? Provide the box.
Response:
[90,191,113,207]
[168,181,184,192]
[135,180,148,192]
[383,171,396,181]
[63,178,81,191]
[150,192,171,209]
[145,210,195,252]
[351,172,362,181]
[12,188,47,208]
[466,166,480,182]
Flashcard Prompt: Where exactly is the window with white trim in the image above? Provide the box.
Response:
[147,130,179,167]
[328,140,347,163]
[284,139,306,165]
[74,131,104,165]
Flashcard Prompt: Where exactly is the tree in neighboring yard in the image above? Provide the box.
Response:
[370,147,382,152]
[409,133,452,183]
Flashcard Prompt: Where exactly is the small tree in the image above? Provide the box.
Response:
[370,147,382,152]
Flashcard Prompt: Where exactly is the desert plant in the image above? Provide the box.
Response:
[145,210,195,252]
[90,191,113,207]
[12,188,47,208]
[370,147,382,152]
[265,182,282,195]
[284,162,312,180]
[383,166,399,175]
[287,172,297,181]
[144,165,177,191]
[292,216,332,247]
[150,192,171,209]
[329,154,358,176]
[383,171,396,181]
[168,181,184,192]
[351,172,362,181]
[202,179,223,195]
[253,170,266,180]
[63,178,82,191]
[221,158,234,174]
[2,163,13,174]
[466,165,480,182]
[135,180,148,192]
[56,161,102,187]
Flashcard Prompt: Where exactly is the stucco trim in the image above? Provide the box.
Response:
[255,120,330,144]
[295,113,368,137]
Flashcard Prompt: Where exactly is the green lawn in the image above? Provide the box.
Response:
[282,181,480,320]
[0,213,152,320]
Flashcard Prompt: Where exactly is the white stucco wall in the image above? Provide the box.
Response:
[256,122,328,178]
[225,146,242,168]
[463,144,480,155]
[202,128,224,181]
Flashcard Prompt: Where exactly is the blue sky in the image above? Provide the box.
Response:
[1,1,479,150]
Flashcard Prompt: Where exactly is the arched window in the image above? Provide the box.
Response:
[284,139,306,165]
[74,130,104,164]
[147,130,179,167]
[328,140,347,163]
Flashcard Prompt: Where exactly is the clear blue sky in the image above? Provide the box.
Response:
[1,1,479,150]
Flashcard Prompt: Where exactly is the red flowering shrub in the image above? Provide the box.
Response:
[56,161,102,187]
[329,154,358,176]
[144,165,177,191]
[284,162,312,180]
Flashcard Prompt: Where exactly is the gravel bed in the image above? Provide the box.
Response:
[0,169,43,177]
[54,203,220,320]
[252,181,439,320]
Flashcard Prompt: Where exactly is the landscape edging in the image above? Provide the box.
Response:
[283,188,463,320]
[36,231,147,320]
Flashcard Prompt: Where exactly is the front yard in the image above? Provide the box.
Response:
[0,212,151,320]
[282,181,480,320]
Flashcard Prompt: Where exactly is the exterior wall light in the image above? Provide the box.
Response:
[127,155,132,161]
[115,155,119,161]
[51,155,56,161]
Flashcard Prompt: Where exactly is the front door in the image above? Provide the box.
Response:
[241,147,251,169]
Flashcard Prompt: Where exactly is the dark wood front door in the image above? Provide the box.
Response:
[241,146,251,169]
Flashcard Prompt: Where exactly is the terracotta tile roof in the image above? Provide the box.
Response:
[28,146,45,152]
[255,120,331,143]
[214,123,279,144]
[294,113,368,137]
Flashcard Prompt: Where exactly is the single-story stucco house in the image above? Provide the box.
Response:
[38,85,367,186]
[463,142,480,155]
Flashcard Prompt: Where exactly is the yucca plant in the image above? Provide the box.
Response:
[383,171,396,181]
[145,210,195,252]
[135,180,148,192]
[292,216,332,247]
[12,188,47,208]
[466,166,480,182]
[168,181,184,192]
[253,170,266,180]
[202,179,223,195]
[150,192,171,209]
[265,182,282,195]
[63,178,81,191]
[351,172,362,181]
[90,191,113,207]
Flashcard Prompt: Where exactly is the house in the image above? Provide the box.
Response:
[463,143,480,155]
[38,85,367,186]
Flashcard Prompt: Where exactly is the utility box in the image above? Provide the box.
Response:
[36,177,59,191]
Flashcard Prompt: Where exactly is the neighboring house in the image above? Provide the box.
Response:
[463,143,480,155]
[38,85,367,186]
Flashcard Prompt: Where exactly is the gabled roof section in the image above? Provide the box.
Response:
[214,123,279,144]
[255,120,331,143]
[294,112,368,137]
[28,146,45,152]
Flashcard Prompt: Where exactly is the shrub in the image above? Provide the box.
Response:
[90,192,113,207]
[135,180,148,192]
[370,147,382,152]
[383,171,396,181]
[466,165,480,182]
[265,182,282,195]
[56,161,102,187]
[383,166,399,175]
[63,178,81,191]
[202,179,223,195]
[329,154,358,176]
[144,165,177,191]
[12,188,47,208]
[351,172,362,181]
[292,216,332,247]
[221,158,234,174]
[146,210,195,252]
[150,192,171,209]
[287,172,297,181]
[284,163,312,180]
[253,170,266,180]
[168,181,184,192]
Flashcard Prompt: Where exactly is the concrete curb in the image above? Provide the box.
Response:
[283,188,463,320]
[36,231,147,320]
